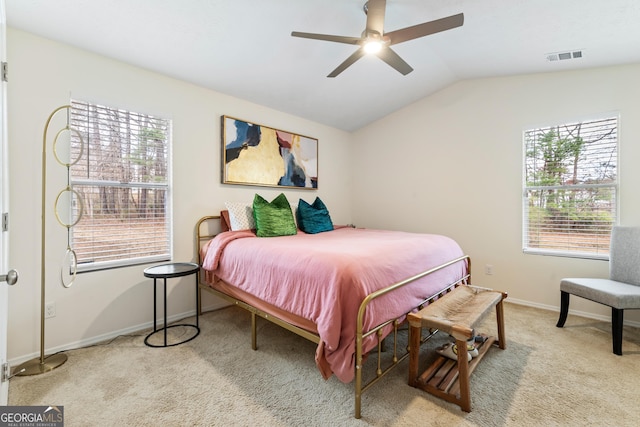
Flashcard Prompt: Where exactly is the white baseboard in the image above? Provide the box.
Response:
[506,297,640,328]
[9,299,638,367]
[8,301,230,367]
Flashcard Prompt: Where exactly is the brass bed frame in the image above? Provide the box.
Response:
[195,215,471,419]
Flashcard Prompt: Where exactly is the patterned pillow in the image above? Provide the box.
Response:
[252,193,297,237]
[224,201,255,231]
[297,197,334,234]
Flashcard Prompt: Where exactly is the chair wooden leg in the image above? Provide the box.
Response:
[408,324,421,387]
[495,300,506,350]
[556,291,570,327]
[456,339,471,412]
[612,307,623,356]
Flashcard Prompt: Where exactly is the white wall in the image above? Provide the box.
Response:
[6,28,352,361]
[352,64,640,323]
[8,26,639,362]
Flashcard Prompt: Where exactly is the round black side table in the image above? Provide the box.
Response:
[143,262,200,347]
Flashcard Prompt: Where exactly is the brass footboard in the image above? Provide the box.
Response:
[195,215,471,420]
[354,254,470,418]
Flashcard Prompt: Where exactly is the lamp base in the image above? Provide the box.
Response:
[14,353,68,376]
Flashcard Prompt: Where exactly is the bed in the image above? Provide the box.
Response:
[196,212,470,419]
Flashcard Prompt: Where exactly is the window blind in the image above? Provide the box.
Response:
[69,100,172,271]
[523,116,618,258]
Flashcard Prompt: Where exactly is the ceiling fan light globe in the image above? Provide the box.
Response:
[363,40,383,54]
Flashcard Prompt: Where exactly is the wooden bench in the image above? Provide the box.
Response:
[407,285,507,412]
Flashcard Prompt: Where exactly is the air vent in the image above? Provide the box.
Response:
[546,50,583,62]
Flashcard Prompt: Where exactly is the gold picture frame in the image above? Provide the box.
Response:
[222,115,318,189]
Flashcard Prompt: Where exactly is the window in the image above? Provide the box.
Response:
[523,116,618,259]
[69,100,172,271]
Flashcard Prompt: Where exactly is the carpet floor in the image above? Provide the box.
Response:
[8,302,640,426]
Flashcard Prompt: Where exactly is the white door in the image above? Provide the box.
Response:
[0,0,10,406]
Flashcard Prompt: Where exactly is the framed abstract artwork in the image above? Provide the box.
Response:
[222,115,318,189]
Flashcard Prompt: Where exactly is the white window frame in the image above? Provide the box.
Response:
[522,114,618,260]
[69,100,172,272]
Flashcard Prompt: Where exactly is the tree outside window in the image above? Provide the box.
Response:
[523,116,617,258]
[69,100,172,271]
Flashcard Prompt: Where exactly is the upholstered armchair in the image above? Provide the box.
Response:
[556,226,640,355]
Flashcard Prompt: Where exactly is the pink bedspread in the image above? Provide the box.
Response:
[201,227,467,383]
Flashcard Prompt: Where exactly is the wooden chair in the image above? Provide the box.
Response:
[556,226,640,355]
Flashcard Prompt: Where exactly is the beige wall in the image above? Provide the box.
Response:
[6,28,352,361]
[351,64,640,323]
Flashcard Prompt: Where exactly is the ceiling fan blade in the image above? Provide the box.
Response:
[377,47,414,75]
[386,13,464,46]
[365,0,386,35]
[291,31,362,45]
[327,48,366,78]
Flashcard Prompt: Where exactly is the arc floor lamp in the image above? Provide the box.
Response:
[15,105,82,376]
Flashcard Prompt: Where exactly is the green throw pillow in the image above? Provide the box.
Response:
[253,193,297,237]
[297,197,334,234]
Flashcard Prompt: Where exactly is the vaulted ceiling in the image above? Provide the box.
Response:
[6,0,640,131]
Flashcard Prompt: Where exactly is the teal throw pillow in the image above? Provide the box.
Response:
[253,193,297,237]
[297,197,334,234]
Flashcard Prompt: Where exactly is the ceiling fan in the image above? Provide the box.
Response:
[291,0,464,77]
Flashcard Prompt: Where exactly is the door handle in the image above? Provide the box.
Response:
[0,269,18,286]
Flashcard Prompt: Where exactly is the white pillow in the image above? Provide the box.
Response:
[225,202,255,231]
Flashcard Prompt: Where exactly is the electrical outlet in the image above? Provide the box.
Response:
[45,301,56,318]
[485,264,494,275]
